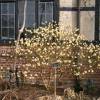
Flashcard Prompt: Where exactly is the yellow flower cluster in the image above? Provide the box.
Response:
[15,23,100,82]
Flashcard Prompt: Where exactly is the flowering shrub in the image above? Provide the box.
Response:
[14,23,100,92]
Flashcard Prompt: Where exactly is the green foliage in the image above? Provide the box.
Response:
[84,79,95,95]
[74,76,83,94]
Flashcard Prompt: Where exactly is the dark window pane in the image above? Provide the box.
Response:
[2,15,8,27]
[0,27,2,39]
[26,14,35,27]
[27,1,35,14]
[0,4,1,14]
[39,13,45,25]
[9,3,15,14]
[46,14,53,22]
[0,16,1,36]
[18,14,23,28]
[1,3,8,14]
[40,0,54,2]
[0,2,15,40]
[18,1,35,28]
[0,15,1,28]
[9,15,15,27]
[1,28,8,39]
[99,6,100,39]
[39,1,54,25]
[46,2,53,13]
[39,3,45,14]
[9,28,15,38]
[26,1,35,27]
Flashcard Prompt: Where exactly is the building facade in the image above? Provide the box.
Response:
[0,0,100,87]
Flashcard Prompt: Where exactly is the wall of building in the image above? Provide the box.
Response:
[59,0,77,32]
[58,0,100,88]
[0,0,100,89]
[59,0,95,40]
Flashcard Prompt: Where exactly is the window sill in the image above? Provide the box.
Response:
[0,39,15,46]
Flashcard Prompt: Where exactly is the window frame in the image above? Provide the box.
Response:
[18,0,36,29]
[95,0,100,41]
[0,0,58,44]
[18,0,58,28]
[59,0,100,42]
[79,0,99,41]
[38,1,54,26]
[37,0,58,27]
[0,0,18,45]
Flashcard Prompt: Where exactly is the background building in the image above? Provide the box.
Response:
[0,0,100,87]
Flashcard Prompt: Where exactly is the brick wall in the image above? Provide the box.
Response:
[0,45,100,89]
[0,46,15,69]
[0,0,100,89]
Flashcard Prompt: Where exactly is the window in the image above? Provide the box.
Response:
[80,0,100,41]
[38,0,54,25]
[80,0,95,40]
[0,2,16,41]
[18,0,35,28]
[59,0,99,41]
[26,1,35,27]
[19,0,55,28]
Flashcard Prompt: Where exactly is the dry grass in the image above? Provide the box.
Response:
[0,85,99,100]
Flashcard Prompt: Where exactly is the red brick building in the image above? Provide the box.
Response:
[0,0,100,88]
